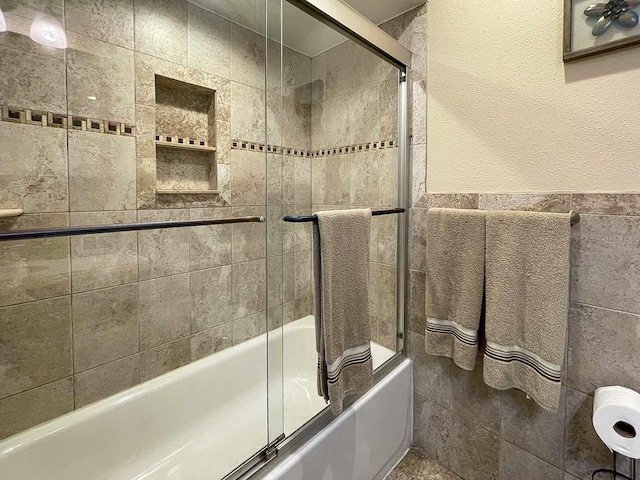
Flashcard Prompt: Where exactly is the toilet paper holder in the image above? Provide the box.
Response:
[592,451,637,480]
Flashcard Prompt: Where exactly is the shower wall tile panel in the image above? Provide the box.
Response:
[267,256,284,307]
[0,16,67,113]
[0,236,71,308]
[230,82,265,144]
[0,297,72,399]
[72,284,140,373]
[188,3,230,78]
[70,231,138,293]
[73,354,140,408]
[233,310,267,345]
[138,227,190,280]
[139,337,191,382]
[134,0,187,65]
[267,205,284,257]
[65,0,135,49]
[190,265,233,333]
[0,378,74,440]
[68,130,137,211]
[191,322,233,360]
[230,24,265,90]
[229,149,266,206]
[0,122,68,214]
[66,32,136,124]
[232,259,267,320]
[139,273,191,349]
[232,206,267,262]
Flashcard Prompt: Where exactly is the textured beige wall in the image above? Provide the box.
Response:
[427,0,640,193]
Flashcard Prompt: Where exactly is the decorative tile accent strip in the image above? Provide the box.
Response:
[1,105,135,137]
[231,139,266,153]
[155,134,208,147]
[230,139,398,158]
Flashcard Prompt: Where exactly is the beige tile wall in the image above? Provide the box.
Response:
[402,5,640,480]
[0,0,313,439]
[409,192,640,480]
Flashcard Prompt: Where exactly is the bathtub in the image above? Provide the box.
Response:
[0,316,405,480]
[260,357,413,480]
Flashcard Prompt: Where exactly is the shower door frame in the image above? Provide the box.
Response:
[224,1,412,479]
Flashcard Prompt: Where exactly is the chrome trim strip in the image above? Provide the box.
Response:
[397,69,410,354]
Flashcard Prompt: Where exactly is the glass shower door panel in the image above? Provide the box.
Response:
[277,3,403,437]
[0,0,282,477]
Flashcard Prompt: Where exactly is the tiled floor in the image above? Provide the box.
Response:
[387,449,462,480]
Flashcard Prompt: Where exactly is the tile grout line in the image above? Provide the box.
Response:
[413,391,566,477]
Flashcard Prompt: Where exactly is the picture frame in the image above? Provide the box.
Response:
[564,0,640,62]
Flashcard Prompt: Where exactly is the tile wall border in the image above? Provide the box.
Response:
[2,105,136,137]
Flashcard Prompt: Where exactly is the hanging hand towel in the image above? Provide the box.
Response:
[313,209,373,415]
[483,211,571,413]
[425,208,486,371]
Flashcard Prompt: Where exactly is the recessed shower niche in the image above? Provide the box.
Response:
[154,76,218,195]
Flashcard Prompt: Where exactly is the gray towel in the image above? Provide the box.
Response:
[483,211,571,413]
[425,208,486,371]
[313,208,373,415]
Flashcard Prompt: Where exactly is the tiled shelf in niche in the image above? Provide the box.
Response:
[156,189,220,195]
[154,76,218,196]
[155,138,217,153]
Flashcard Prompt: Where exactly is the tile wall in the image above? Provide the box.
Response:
[403,5,640,480]
[0,0,314,439]
[409,192,640,480]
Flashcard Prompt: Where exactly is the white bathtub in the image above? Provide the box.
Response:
[261,358,413,480]
[0,316,400,480]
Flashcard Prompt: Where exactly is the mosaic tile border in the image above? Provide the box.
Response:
[0,104,397,156]
[231,139,398,158]
[1,105,136,137]
[155,134,209,148]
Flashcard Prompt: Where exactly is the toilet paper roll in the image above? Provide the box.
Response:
[593,386,640,459]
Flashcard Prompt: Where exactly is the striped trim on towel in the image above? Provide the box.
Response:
[426,317,478,346]
[484,341,562,382]
[326,344,372,385]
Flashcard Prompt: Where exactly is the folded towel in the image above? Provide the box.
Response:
[483,211,571,413]
[424,208,486,371]
[313,209,373,415]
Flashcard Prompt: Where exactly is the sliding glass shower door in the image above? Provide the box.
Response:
[274,0,405,437]
[0,0,285,478]
[0,0,407,477]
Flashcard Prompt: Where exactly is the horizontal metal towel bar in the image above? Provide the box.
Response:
[0,216,265,241]
[283,207,405,223]
[282,208,578,225]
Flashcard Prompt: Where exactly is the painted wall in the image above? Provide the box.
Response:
[427,0,640,193]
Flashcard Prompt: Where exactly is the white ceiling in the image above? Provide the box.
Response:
[189,0,424,56]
